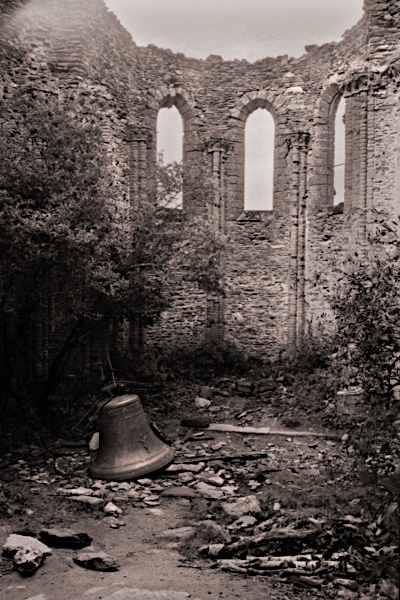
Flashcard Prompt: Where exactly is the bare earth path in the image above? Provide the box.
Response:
[1,392,399,600]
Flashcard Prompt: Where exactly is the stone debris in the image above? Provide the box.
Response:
[56,487,93,496]
[3,535,52,577]
[194,397,211,409]
[165,463,204,473]
[13,547,45,576]
[73,550,119,571]
[194,481,224,500]
[196,473,224,486]
[221,495,262,517]
[3,534,52,558]
[103,501,123,516]
[103,516,126,528]
[67,496,103,506]
[39,528,92,549]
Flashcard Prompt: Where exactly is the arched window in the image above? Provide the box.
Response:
[333,97,346,206]
[156,106,183,208]
[244,108,275,211]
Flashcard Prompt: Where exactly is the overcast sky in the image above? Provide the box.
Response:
[102,0,359,209]
[103,0,364,62]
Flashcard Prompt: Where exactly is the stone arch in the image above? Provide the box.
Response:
[227,91,283,219]
[145,86,198,209]
[147,86,197,151]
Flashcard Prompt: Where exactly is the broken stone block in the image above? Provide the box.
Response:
[197,473,224,487]
[194,397,211,409]
[166,463,204,473]
[3,534,52,559]
[221,494,262,517]
[56,487,93,496]
[67,496,103,506]
[103,502,123,516]
[73,550,119,571]
[194,481,224,500]
[39,528,92,549]
[14,547,45,576]
[178,472,195,483]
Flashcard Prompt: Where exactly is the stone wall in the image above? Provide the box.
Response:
[1,0,400,364]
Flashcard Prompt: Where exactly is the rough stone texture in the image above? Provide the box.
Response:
[1,0,400,360]
[3,534,52,558]
[39,528,92,549]
[73,550,119,571]
[13,547,45,576]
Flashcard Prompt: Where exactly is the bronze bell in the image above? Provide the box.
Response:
[90,394,174,480]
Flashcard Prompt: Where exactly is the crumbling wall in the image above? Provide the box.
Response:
[1,0,400,363]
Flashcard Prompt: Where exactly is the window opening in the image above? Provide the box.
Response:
[333,96,346,206]
[244,108,274,211]
[156,105,183,209]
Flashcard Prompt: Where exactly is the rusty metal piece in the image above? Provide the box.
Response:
[90,394,174,480]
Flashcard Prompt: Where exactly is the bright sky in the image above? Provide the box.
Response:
[103,0,364,62]
[103,0,362,209]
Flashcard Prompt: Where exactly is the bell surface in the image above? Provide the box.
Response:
[90,394,174,480]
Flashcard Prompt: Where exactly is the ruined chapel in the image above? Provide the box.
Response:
[1,0,400,371]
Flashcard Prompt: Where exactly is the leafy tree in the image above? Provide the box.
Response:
[329,210,400,400]
[0,89,225,417]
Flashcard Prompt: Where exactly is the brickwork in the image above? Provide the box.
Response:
[1,0,400,363]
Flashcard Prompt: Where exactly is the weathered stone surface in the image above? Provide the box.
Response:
[67,496,103,506]
[194,397,211,409]
[3,534,52,558]
[1,0,399,368]
[73,550,119,571]
[14,547,45,576]
[103,502,123,516]
[221,495,262,517]
[56,487,93,496]
[194,481,224,500]
[165,463,204,473]
[39,528,92,549]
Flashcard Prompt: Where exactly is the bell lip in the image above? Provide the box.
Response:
[90,448,174,481]
[101,394,140,409]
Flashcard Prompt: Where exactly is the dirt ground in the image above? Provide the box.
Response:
[0,388,399,600]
